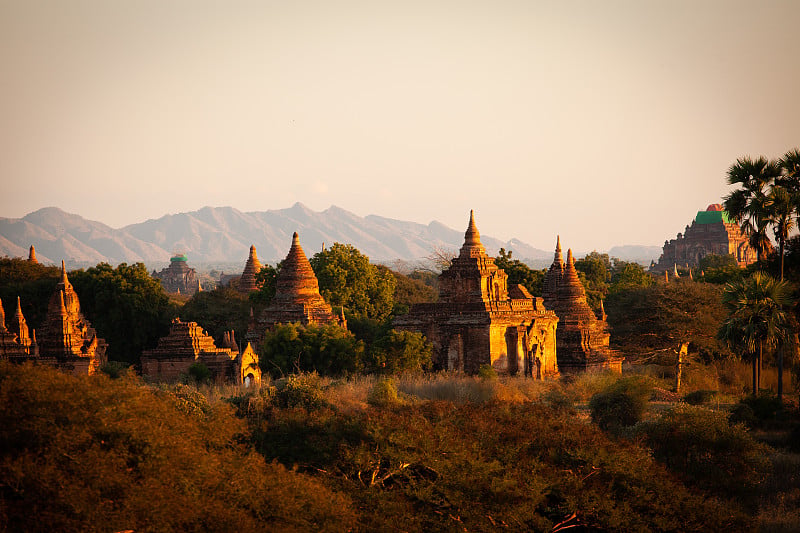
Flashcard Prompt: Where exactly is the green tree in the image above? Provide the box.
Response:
[767,185,796,280]
[494,248,546,296]
[248,263,280,307]
[180,285,250,346]
[69,263,177,366]
[575,252,611,310]
[606,281,733,362]
[609,260,653,294]
[723,156,781,262]
[366,329,432,374]
[0,258,60,329]
[389,268,437,315]
[718,272,795,398]
[697,254,742,284]
[259,322,365,377]
[310,243,395,321]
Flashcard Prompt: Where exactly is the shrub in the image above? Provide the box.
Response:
[99,360,131,379]
[273,373,330,410]
[477,364,498,381]
[542,388,574,413]
[683,389,717,405]
[740,394,783,422]
[367,378,401,407]
[0,361,356,532]
[589,376,651,432]
[632,404,771,506]
[186,361,212,384]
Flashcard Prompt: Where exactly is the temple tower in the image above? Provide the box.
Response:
[238,245,263,294]
[542,240,620,373]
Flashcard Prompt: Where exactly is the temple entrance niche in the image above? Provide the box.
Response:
[505,327,523,375]
[447,333,464,372]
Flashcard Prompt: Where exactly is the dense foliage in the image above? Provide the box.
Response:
[388,267,437,315]
[0,361,355,532]
[605,279,734,362]
[234,386,751,531]
[494,248,546,296]
[67,263,178,365]
[0,258,61,331]
[180,285,251,346]
[310,243,396,320]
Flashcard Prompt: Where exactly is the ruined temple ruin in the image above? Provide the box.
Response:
[0,297,38,360]
[651,204,756,272]
[141,318,261,386]
[152,253,200,295]
[248,232,345,343]
[238,245,262,294]
[394,211,559,376]
[33,262,108,374]
[542,238,621,373]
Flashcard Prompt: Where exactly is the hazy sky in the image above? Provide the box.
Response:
[1,0,798,252]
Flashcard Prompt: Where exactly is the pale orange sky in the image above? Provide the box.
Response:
[1,0,798,251]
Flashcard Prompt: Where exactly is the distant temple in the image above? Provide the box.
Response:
[542,239,621,373]
[238,245,262,294]
[247,232,345,344]
[28,245,38,264]
[651,204,756,272]
[1,262,108,375]
[152,253,200,295]
[141,319,260,385]
[394,211,559,377]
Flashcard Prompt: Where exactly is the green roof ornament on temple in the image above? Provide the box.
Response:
[170,253,188,262]
[695,204,732,224]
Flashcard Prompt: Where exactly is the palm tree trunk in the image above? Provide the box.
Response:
[757,342,763,394]
[780,237,785,281]
[752,353,758,396]
[777,346,784,404]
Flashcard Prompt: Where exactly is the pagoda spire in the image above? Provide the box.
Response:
[458,210,487,258]
[0,297,5,331]
[554,235,564,266]
[28,245,38,263]
[58,290,68,316]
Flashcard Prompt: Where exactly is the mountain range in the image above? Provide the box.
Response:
[0,205,662,269]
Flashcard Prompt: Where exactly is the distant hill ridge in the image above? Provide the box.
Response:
[0,204,557,268]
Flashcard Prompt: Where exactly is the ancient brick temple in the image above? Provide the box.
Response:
[248,232,345,343]
[542,238,621,373]
[651,204,756,272]
[394,211,559,376]
[0,297,38,360]
[238,245,262,294]
[141,319,261,385]
[36,262,108,374]
[152,253,200,295]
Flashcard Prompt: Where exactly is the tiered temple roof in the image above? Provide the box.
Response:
[37,261,107,374]
[395,211,559,376]
[141,318,260,385]
[651,204,756,272]
[152,254,200,295]
[0,297,38,359]
[542,240,620,372]
[238,245,263,294]
[251,232,345,338]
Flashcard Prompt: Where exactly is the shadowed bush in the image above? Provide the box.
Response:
[589,376,652,432]
[0,361,355,532]
[631,404,771,507]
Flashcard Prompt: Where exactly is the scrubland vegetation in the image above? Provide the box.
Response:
[2,360,800,532]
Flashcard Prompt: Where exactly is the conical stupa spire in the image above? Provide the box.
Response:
[664,270,669,282]
[689,269,694,281]
[600,299,607,321]
[15,296,23,319]
[567,248,574,266]
[459,210,486,257]
[673,263,680,278]
[28,245,37,263]
[274,232,323,304]
[59,260,71,289]
[239,244,263,293]
[0,297,6,331]
[556,235,563,261]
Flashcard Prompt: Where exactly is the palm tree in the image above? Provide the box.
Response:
[767,185,795,281]
[723,157,781,263]
[718,272,795,399]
